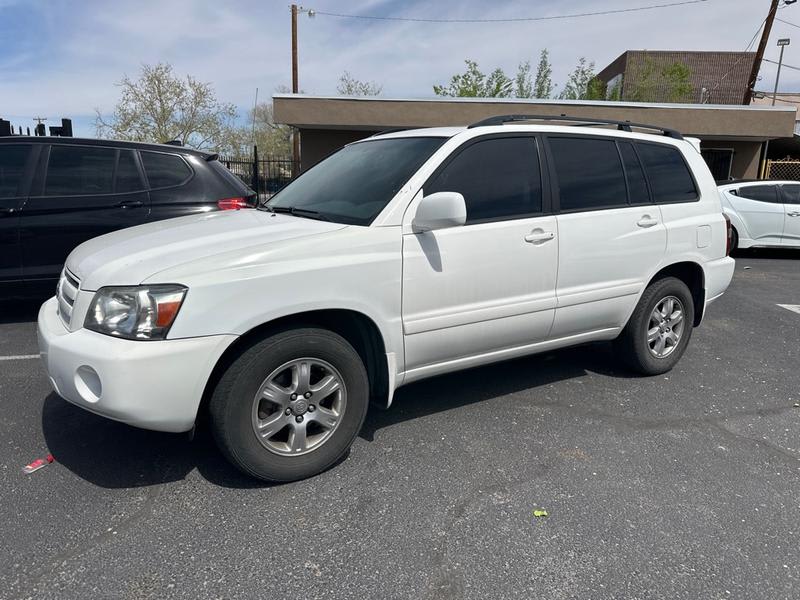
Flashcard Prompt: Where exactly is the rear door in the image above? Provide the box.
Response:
[0,143,34,285]
[728,184,784,246]
[780,183,800,247]
[546,135,667,337]
[19,144,150,285]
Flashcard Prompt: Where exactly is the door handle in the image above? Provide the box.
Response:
[0,208,14,217]
[115,200,144,209]
[524,230,555,244]
[788,211,800,217]
[637,215,659,228]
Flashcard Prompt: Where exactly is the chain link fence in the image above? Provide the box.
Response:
[765,159,800,181]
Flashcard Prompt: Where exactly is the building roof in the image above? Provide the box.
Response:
[596,50,756,105]
[273,94,797,141]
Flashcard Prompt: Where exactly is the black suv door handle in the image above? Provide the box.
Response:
[115,200,144,209]
[0,208,15,217]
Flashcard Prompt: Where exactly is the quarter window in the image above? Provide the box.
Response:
[426,137,542,223]
[0,145,30,197]
[141,151,191,188]
[45,146,115,196]
[619,142,650,204]
[781,184,800,205]
[738,185,779,203]
[636,143,698,203]
[549,137,627,211]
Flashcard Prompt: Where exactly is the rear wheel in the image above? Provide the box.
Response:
[730,227,739,254]
[209,328,369,482]
[615,277,695,375]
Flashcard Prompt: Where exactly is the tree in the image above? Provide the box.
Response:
[95,63,238,151]
[559,57,599,100]
[337,71,383,96]
[533,49,553,99]
[248,102,292,157]
[434,59,515,97]
[515,61,533,98]
[628,55,692,103]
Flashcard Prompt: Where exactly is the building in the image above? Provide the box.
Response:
[596,50,755,105]
[273,94,796,180]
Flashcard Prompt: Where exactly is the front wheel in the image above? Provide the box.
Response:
[615,277,695,375]
[209,328,369,482]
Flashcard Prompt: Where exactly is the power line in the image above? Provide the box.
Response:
[706,16,766,95]
[776,16,800,28]
[764,57,800,71]
[313,0,713,24]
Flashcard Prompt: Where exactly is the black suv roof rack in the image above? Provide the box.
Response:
[467,114,683,140]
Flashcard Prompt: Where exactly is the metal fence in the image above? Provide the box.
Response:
[765,159,800,181]
[218,153,297,199]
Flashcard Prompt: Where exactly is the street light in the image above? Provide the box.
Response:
[773,38,791,106]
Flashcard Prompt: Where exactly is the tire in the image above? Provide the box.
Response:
[209,328,369,482]
[730,227,739,254]
[615,276,695,376]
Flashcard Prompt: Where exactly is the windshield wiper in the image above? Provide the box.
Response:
[263,205,332,222]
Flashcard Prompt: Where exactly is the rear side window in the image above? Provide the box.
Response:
[636,143,698,203]
[426,137,542,223]
[46,146,116,196]
[115,150,144,193]
[619,142,650,204]
[0,145,30,197]
[549,137,626,211]
[738,185,779,203]
[141,151,192,188]
[782,184,800,205]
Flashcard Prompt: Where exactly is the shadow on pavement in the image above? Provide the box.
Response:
[41,342,630,489]
[732,247,799,260]
[0,299,44,325]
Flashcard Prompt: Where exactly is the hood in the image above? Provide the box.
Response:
[67,209,346,290]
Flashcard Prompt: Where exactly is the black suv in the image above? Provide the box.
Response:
[0,137,255,298]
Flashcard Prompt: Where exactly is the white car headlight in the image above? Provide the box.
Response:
[85,285,187,340]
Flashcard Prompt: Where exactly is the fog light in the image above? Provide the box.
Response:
[75,365,102,403]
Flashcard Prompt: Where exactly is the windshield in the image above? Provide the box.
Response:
[266,136,446,225]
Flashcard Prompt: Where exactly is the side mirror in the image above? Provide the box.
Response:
[411,191,467,233]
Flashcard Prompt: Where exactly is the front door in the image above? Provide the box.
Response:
[19,144,150,286]
[401,135,558,378]
[0,144,33,287]
[780,183,800,247]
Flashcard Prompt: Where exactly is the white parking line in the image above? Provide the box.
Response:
[777,304,800,315]
[0,354,40,361]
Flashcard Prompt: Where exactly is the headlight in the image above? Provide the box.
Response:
[85,285,187,340]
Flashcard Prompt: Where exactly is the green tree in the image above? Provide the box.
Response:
[533,49,553,98]
[515,61,533,98]
[95,62,238,151]
[628,56,692,103]
[434,60,514,97]
[337,71,383,96]
[559,57,598,100]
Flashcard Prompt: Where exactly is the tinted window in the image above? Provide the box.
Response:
[45,146,115,196]
[0,145,30,197]
[738,185,779,203]
[781,184,800,205]
[141,151,192,188]
[426,137,542,223]
[115,150,143,193]
[269,137,445,226]
[619,142,650,204]
[636,143,697,203]
[549,137,626,211]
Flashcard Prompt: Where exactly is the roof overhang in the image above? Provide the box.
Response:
[273,94,797,141]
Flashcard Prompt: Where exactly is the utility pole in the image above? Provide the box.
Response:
[743,0,780,105]
[291,4,300,174]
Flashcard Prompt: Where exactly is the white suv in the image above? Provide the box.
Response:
[37,115,735,482]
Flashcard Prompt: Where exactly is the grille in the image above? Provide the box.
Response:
[57,268,81,327]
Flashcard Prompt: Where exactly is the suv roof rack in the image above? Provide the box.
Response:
[467,114,683,140]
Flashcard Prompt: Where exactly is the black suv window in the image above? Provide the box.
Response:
[549,137,626,211]
[115,150,144,193]
[141,151,192,188]
[636,143,698,203]
[738,185,779,203]
[619,142,650,204]
[45,145,115,196]
[427,137,542,223]
[0,145,30,197]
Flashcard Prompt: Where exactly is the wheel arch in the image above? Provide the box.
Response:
[198,309,392,424]
[646,261,706,326]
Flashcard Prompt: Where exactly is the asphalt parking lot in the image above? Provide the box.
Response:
[1,251,799,600]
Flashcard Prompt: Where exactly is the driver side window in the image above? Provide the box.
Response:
[426,137,542,224]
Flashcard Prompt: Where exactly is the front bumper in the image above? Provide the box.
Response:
[37,297,237,432]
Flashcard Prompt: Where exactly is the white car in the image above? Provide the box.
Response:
[718,180,800,250]
[38,115,735,482]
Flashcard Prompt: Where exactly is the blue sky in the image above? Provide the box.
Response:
[1,0,799,137]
